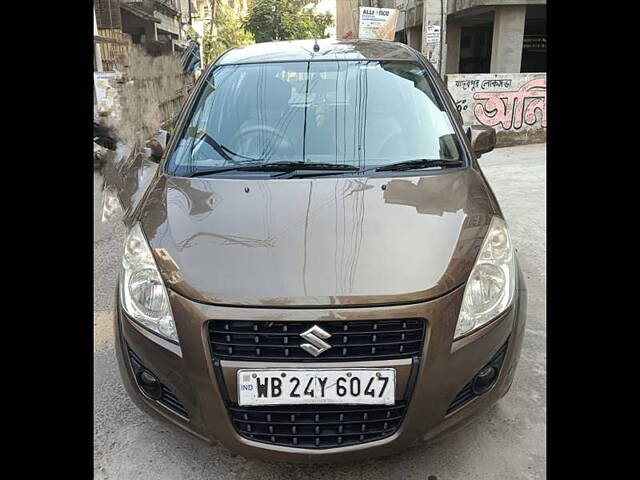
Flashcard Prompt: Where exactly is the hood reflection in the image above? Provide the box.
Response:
[140,169,497,307]
[383,176,466,216]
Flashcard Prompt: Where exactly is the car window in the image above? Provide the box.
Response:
[167,60,462,176]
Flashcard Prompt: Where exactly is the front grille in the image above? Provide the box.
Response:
[230,401,407,449]
[208,319,425,362]
[127,346,189,419]
[446,341,508,414]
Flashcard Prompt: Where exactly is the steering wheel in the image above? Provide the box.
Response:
[230,123,296,159]
[371,128,405,157]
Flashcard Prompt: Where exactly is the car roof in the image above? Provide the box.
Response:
[216,39,420,65]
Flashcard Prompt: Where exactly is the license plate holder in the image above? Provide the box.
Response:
[237,368,396,406]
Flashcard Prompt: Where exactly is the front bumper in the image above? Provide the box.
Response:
[114,268,527,463]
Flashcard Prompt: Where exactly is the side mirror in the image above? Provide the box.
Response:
[146,129,169,162]
[466,125,496,157]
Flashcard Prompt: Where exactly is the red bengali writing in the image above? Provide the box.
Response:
[472,78,546,130]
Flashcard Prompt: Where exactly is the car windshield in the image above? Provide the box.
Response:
[167,60,463,176]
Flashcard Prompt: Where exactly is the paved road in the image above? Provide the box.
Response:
[94,143,546,479]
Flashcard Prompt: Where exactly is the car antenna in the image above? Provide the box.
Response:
[313,38,320,52]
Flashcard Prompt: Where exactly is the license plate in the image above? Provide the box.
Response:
[237,368,396,406]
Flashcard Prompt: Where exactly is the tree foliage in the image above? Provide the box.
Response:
[202,1,255,64]
[243,0,334,43]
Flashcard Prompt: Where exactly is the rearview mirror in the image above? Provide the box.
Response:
[466,125,496,157]
[146,130,169,162]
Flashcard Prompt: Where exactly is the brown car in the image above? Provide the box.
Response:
[104,39,526,463]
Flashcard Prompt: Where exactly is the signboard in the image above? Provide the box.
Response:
[359,7,398,41]
[94,72,118,114]
[523,35,547,53]
[425,25,441,44]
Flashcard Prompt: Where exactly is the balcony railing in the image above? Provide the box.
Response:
[122,0,179,15]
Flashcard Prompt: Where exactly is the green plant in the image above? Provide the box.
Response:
[243,0,334,43]
[202,1,254,64]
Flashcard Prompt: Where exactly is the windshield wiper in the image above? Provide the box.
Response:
[188,161,361,178]
[374,159,464,172]
[268,162,362,177]
[196,133,258,164]
[253,162,361,171]
[196,134,235,164]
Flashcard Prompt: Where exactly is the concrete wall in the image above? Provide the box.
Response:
[421,0,447,76]
[402,2,423,29]
[449,0,545,14]
[445,20,461,74]
[407,24,422,51]
[446,72,546,146]
[155,10,180,36]
[490,5,526,72]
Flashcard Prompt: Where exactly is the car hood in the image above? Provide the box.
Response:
[140,169,498,307]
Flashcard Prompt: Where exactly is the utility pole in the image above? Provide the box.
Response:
[336,0,359,39]
[210,0,217,42]
[421,0,447,78]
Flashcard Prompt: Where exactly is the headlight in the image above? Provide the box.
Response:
[455,216,515,339]
[120,223,178,343]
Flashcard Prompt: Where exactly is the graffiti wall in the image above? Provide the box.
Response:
[446,73,547,147]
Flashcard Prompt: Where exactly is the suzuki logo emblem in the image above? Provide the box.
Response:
[300,325,332,357]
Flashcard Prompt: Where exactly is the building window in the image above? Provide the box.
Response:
[520,5,546,72]
[458,22,493,73]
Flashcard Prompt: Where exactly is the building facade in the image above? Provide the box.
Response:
[95,0,195,71]
[334,0,547,146]
[335,0,546,76]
